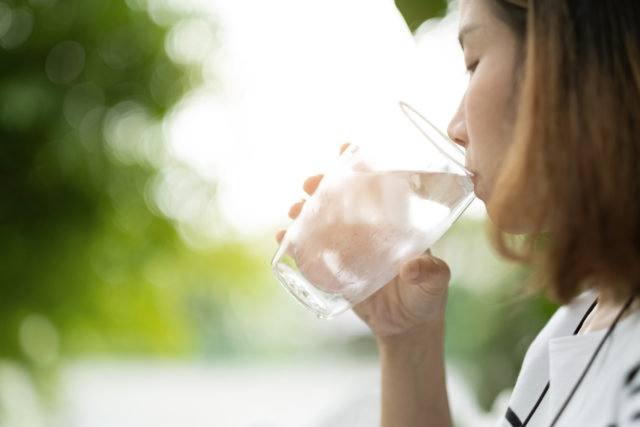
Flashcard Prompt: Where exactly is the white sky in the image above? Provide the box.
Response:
[161,0,485,241]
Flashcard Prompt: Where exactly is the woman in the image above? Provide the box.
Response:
[278,0,640,425]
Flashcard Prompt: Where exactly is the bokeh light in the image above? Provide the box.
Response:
[45,40,86,85]
[0,6,32,49]
[19,314,60,366]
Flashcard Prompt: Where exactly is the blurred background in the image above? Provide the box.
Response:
[0,0,558,426]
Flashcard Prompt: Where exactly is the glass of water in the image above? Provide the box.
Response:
[271,102,475,319]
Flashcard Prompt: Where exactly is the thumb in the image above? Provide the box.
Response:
[399,253,451,289]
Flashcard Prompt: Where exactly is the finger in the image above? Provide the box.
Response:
[399,253,451,286]
[276,230,286,244]
[339,142,351,155]
[303,174,324,196]
[288,199,305,219]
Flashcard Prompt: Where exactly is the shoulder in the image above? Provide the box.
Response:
[545,290,598,334]
[523,290,598,361]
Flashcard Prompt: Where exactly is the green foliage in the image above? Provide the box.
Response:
[0,0,210,364]
[395,0,448,32]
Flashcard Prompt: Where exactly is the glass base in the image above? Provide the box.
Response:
[271,252,352,319]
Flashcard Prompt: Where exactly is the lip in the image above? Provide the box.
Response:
[468,171,481,197]
[467,168,479,184]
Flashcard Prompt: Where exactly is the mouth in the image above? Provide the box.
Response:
[467,168,478,183]
[468,171,482,198]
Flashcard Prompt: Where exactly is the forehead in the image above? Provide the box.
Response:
[459,0,494,31]
[458,0,517,48]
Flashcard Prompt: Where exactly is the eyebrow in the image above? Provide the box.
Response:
[458,24,483,49]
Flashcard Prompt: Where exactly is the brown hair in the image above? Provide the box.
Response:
[488,0,640,303]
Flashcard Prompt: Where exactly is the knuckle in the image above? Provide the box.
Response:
[424,256,451,283]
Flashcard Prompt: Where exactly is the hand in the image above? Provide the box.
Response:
[353,251,450,339]
[276,143,451,340]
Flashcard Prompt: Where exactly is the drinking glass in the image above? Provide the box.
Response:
[271,102,475,319]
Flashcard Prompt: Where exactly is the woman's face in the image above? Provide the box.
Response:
[448,0,521,207]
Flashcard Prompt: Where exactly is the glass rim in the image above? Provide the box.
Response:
[398,101,473,177]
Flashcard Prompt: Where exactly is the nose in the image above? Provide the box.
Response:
[447,94,468,149]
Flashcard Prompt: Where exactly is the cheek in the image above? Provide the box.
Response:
[465,84,500,176]
[464,65,516,195]
[466,66,513,142]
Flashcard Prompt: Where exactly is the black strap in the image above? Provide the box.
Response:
[506,407,524,427]
[507,298,598,426]
[549,296,635,426]
[572,299,599,334]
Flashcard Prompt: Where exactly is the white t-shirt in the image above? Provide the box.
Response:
[497,291,640,427]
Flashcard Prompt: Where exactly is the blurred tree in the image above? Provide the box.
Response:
[0,0,217,367]
[395,0,448,32]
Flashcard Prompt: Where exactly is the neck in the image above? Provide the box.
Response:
[579,285,637,334]
[597,288,622,309]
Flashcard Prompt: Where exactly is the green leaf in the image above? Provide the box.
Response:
[395,0,448,32]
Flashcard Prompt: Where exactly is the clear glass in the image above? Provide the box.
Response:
[271,102,475,319]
